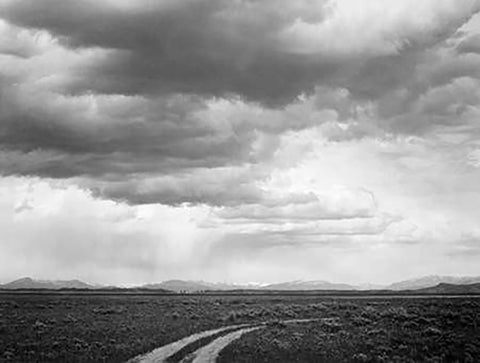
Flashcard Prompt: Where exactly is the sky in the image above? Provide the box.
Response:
[1,0,480,286]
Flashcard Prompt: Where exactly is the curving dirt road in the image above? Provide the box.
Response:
[127,323,251,363]
[181,326,263,363]
[128,318,320,363]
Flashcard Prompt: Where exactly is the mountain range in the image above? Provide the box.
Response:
[2,275,480,292]
[132,275,480,292]
[0,277,96,290]
[415,282,480,294]
[385,275,480,290]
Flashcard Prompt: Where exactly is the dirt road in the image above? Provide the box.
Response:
[128,318,319,363]
[181,326,263,363]
[127,323,251,363]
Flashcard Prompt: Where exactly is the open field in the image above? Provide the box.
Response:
[1,293,479,362]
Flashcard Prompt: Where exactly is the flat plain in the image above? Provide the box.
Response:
[1,293,479,362]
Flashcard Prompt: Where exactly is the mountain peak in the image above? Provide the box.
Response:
[1,277,95,290]
[387,275,480,290]
[12,277,34,283]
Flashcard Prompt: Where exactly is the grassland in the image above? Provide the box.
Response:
[0,293,479,362]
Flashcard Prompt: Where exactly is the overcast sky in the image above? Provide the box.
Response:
[1,0,480,285]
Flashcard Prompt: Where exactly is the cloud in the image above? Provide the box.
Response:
[0,176,212,284]
[1,1,480,208]
[448,233,480,256]
[467,149,480,167]
[1,0,478,104]
[84,165,268,206]
[457,34,480,54]
[199,184,405,254]
[0,70,357,205]
[215,188,376,222]
[1,0,480,284]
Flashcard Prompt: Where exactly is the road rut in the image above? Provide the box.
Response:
[181,326,263,363]
[127,323,250,363]
[128,318,319,363]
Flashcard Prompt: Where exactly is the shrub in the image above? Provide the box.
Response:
[225,311,237,323]
[352,352,369,362]
[423,326,442,336]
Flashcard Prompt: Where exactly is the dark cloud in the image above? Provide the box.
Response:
[2,0,477,104]
[1,0,480,207]
[374,45,480,134]
[0,80,258,179]
[84,166,268,206]
[0,73,351,204]
[0,0,338,104]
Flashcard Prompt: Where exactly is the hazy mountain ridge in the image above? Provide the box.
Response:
[415,282,480,294]
[141,280,213,292]
[385,275,480,290]
[140,280,266,292]
[262,280,357,291]
[2,275,480,293]
[1,277,95,289]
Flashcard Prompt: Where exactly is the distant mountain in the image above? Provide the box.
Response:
[4,275,480,293]
[1,277,95,290]
[140,279,358,292]
[416,282,480,294]
[144,277,480,292]
[355,283,386,290]
[386,275,480,291]
[141,280,213,292]
[140,280,253,292]
[262,280,357,291]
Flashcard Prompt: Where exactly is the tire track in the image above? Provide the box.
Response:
[181,326,263,363]
[181,318,319,363]
[127,323,251,363]
[128,318,320,363]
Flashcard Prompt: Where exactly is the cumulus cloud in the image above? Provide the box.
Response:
[1,0,478,103]
[1,0,480,283]
[1,1,479,197]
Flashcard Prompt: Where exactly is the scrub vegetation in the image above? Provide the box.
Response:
[0,294,479,362]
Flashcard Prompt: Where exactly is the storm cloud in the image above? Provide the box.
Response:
[1,0,480,284]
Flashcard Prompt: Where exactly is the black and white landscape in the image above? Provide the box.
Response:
[1,0,480,362]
